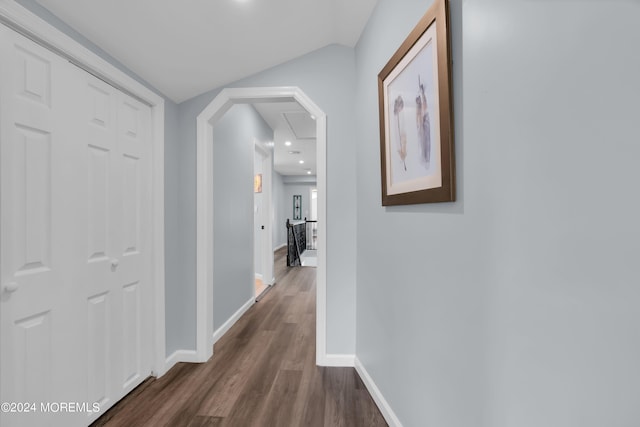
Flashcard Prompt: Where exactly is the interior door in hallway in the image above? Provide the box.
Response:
[0,25,153,427]
[0,25,87,427]
[81,74,153,423]
[254,145,266,296]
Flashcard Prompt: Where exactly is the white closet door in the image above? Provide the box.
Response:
[0,25,153,427]
[114,88,153,397]
[0,25,86,427]
[83,75,119,417]
[81,74,153,424]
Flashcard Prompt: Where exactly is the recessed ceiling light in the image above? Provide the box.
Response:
[310,114,316,120]
[307,171,312,175]
[285,141,292,146]
[299,160,305,164]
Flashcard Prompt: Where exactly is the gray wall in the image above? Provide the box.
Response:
[355,1,640,426]
[163,100,191,356]
[13,0,188,357]
[284,183,316,223]
[212,104,273,328]
[177,44,358,354]
[272,171,287,249]
[273,176,317,251]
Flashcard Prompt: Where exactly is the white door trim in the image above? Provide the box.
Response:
[0,0,167,376]
[254,140,274,287]
[196,87,328,364]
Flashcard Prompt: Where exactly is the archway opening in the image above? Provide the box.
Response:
[195,87,328,365]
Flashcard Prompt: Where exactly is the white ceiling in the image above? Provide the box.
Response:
[35,0,378,103]
[254,102,316,177]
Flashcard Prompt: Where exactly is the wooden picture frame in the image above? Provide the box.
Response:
[378,0,455,206]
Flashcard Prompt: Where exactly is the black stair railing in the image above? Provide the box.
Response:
[305,217,317,251]
[286,219,306,267]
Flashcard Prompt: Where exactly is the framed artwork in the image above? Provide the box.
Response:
[293,195,302,220]
[378,0,455,205]
[254,174,262,193]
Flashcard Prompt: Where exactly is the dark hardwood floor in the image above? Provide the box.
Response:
[91,248,387,427]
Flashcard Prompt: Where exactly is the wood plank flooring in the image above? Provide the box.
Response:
[91,248,387,427]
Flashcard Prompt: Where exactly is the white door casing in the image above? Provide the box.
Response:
[254,140,274,288]
[254,143,264,281]
[310,188,318,221]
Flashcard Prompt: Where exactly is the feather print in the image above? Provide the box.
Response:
[416,75,431,165]
[393,95,407,171]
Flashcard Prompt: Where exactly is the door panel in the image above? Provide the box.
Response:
[14,311,52,403]
[12,125,52,275]
[15,45,51,106]
[87,145,110,262]
[122,281,141,389]
[122,154,140,255]
[87,292,110,408]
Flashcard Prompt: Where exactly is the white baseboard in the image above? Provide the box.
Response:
[164,349,199,373]
[354,357,403,427]
[274,243,286,251]
[212,297,254,345]
[317,353,355,367]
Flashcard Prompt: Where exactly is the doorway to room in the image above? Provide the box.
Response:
[299,188,318,267]
[196,87,330,365]
[254,142,270,299]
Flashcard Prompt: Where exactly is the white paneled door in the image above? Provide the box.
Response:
[0,26,153,427]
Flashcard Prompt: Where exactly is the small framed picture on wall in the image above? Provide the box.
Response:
[293,195,302,220]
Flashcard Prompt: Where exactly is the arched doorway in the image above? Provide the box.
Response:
[195,87,328,364]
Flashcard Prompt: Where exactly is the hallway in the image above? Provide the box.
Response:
[92,249,386,426]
